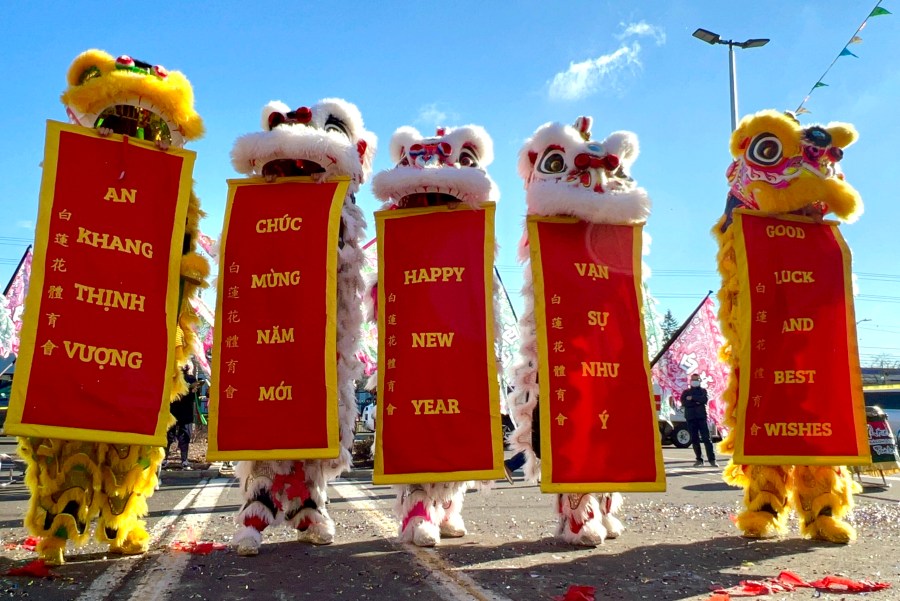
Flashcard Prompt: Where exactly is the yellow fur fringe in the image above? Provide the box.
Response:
[715,176,862,543]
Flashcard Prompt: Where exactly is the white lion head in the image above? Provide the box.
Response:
[230,98,377,190]
[372,125,498,209]
[518,116,649,224]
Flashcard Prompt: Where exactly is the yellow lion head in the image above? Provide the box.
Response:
[726,109,862,223]
[61,49,203,147]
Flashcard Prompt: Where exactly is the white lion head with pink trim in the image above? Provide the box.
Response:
[230,98,376,191]
[518,117,649,224]
[372,125,498,209]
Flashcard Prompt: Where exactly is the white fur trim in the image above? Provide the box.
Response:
[388,125,494,167]
[232,525,262,552]
[602,130,640,171]
[438,486,468,537]
[396,486,442,545]
[375,124,498,209]
[518,121,648,223]
[233,98,376,184]
[361,272,378,323]
[525,180,650,224]
[557,494,607,546]
[372,164,498,209]
[508,268,541,483]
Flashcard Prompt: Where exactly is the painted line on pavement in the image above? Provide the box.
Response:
[333,479,513,601]
[125,478,231,601]
[77,478,210,601]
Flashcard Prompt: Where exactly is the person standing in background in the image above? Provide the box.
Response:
[680,374,717,468]
[163,364,197,470]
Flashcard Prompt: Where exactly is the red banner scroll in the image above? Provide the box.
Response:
[529,217,665,493]
[208,178,348,460]
[731,210,868,465]
[6,121,194,445]
[374,204,504,484]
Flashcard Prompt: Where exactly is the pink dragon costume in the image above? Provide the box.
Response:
[715,109,863,543]
[508,117,650,546]
[227,99,376,555]
[369,124,499,546]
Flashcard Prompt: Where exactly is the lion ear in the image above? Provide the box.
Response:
[826,122,859,149]
[603,131,639,171]
[67,49,116,86]
[260,101,291,131]
[357,131,378,181]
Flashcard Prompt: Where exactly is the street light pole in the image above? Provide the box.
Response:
[692,29,769,132]
[728,42,738,131]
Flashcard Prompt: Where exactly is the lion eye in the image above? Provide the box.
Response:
[459,149,479,167]
[78,66,102,84]
[324,116,349,138]
[538,151,566,174]
[747,134,783,166]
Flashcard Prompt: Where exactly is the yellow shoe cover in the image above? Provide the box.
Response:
[37,537,66,566]
[805,515,856,544]
[109,526,150,555]
[736,509,782,539]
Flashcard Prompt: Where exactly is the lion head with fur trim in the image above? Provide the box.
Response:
[372,125,498,209]
[517,117,649,224]
[230,98,376,190]
[62,49,203,147]
[725,109,861,224]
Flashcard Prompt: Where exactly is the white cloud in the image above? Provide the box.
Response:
[415,103,459,128]
[16,220,34,230]
[548,43,642,101]
[618,20,666,45]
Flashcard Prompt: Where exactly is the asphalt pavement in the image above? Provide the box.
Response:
[1,437,899,600]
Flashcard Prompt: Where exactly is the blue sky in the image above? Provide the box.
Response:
[1,1,897,366]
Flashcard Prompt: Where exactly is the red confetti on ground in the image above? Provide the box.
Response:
[171,540,227,555]
[5,559,56,578]
[3,536,40,552]
[710,570,890,597]
[807,575,891,593]
[553,585,596,601]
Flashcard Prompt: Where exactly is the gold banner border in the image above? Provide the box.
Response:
[529,217,666,493]
[731,209,869,465]
[372,203,505,484]
[207,177,348,460]
[5,121,193,445]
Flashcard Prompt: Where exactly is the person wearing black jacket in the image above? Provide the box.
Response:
[680,374,717,468]
[163,365,197,470]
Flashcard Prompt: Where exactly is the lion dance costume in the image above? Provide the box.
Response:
[19,49,209,564]
[369,124,499,547]
[715,109,863,543]
[508,116,649,546]
[228,99,376,556]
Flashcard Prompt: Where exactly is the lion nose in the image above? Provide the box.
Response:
[574,152,620,171]
[290,106,312,124]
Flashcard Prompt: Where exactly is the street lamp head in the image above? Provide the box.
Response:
[693,28,721,45]
[740,38,770,49]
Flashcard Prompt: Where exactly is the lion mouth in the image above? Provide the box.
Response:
[95,104,172,144]
[398,191,460,209]
[261,158,327,178]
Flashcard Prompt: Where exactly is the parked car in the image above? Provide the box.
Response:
[0,377,10,432]
[361,401,376,432]
[863,384,900,443]
[659,407,725,448]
